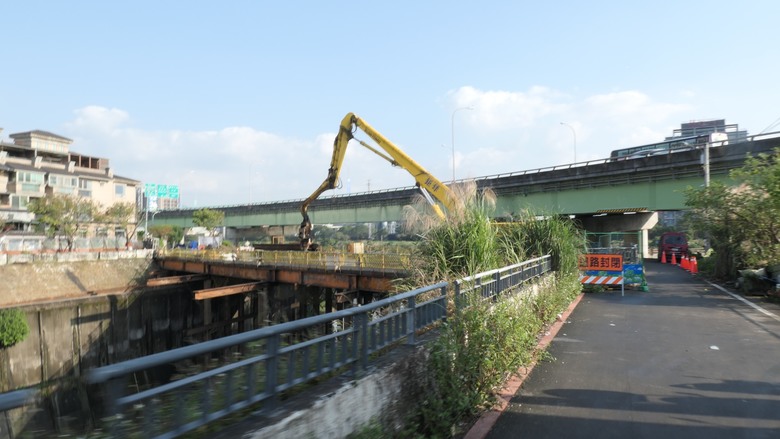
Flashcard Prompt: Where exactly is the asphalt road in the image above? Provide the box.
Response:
[486,260,780,439]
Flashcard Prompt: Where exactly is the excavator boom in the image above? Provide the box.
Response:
[299,113,455,249]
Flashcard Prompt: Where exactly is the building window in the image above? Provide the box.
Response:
[115,184,125,197]
[17,171,44,184]
[22,183,41,193]
[48,174,78,194]
[78,179,93,198]
[11,195,30,209]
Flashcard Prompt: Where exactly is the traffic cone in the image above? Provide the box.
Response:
[691,257,698,274]
[671,253,677,265]
[661,251,667,263]
[682,256,689,271]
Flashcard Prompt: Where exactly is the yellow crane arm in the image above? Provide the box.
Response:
[299,112,455,249]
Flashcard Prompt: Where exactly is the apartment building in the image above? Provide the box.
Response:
[0,128,140,239]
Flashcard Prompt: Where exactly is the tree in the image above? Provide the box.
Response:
[192,208,225,237]
[0,309,29,348]
[148,224,183,247]
[28,194,100,251]
[102,201,136,247]
[685,149,780,277]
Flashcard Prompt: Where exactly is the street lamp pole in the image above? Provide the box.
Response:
[560,122,577,163]
[451,106,474,181]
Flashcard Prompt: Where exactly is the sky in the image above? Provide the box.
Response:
[2,1,780,208]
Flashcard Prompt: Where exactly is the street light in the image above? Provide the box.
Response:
[451,106,474,181]
[560,122,577,163]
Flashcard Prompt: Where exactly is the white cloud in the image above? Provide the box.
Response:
[60,89,697,207]
[443,86,693,177]
[67,106,130,132]
[448,85,567,130]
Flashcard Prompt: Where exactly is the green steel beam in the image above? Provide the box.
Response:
[150,135,779,229]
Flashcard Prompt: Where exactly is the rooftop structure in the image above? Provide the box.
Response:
[0,129,141,239]
[665,119,748,142]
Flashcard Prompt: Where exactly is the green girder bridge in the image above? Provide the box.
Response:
[152,133,779,233]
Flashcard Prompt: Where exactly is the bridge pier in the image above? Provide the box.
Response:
[576,211,658,259]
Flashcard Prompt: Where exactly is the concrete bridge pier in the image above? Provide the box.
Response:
[576,211,658,259]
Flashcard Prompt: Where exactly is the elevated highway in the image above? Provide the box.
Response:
[152,133,780,233]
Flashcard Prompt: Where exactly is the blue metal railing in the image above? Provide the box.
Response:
[4,256,551,438]
[454,256,551,307]
[0,388,37,413]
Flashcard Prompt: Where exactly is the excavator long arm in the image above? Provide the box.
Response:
[299,112,455,249]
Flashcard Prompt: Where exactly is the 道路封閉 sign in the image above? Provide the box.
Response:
[578,254,623,272]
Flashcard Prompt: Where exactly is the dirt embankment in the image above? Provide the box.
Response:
[0,258,154,307]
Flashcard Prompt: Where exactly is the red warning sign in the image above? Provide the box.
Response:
[578,254,623,271]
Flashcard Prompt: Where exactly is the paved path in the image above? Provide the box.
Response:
[485,261,780,439]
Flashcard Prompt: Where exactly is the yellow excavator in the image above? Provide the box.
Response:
[299,112,456,250]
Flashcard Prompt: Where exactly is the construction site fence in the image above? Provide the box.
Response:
[585,246,641,264]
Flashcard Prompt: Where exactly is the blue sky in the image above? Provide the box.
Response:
[2,1,779,207]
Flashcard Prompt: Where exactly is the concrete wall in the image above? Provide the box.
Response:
[0,249,153,266]
[0,287,201,437]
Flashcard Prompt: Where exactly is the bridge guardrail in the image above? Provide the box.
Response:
[0,388,38,414]
[162,248,411,271]
[454,256,551,307]
[81,255,551,438]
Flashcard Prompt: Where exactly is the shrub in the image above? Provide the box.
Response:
[410,275,580,437]
[0,308,30,348]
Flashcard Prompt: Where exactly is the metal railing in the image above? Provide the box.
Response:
[454,256,551,306]
[162,248,411,271]
[0,388,38,413]
[71,256,551,438]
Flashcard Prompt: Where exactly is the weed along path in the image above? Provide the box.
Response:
[478,260,780,439]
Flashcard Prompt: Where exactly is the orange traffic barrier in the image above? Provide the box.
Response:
[661,251,667,263]
[671,253,677,265]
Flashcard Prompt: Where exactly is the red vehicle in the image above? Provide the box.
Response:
[658,232,688,261]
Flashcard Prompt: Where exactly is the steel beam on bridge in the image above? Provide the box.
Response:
[193,282,265,300]
[146,274,208,287]
[156,257,400,293]
[150,134,780,228]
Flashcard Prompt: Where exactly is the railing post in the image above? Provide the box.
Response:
[440,285,448,321]
[353,312,368,373]
[493,270,501,300]
[454,280,461,311]
[406,296,416,345]
[104,376,126,438]
[265,334,280,410]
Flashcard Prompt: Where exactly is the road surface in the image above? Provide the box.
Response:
[486,260,780,439]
